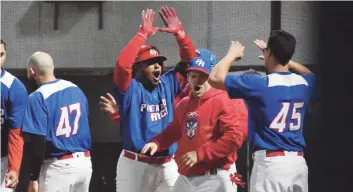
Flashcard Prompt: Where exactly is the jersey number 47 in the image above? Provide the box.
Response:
[270,102,304,132]
[56,103,81,138]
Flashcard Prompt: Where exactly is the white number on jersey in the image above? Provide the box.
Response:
[269,102,304,132]
[56,103,81,138]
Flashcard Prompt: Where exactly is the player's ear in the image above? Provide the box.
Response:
[29,67,36,78]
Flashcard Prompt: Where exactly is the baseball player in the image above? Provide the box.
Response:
[0,39,28,191]
[21,51,92,192]
[208,30,316,192]
[99,48,218,123]
[141,56,247,192]
[112,6,197,192]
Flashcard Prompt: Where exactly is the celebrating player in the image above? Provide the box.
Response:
[141,56,247,192]
[0,39,28,191]
[208,30,315,192]
[22,51,92,192]
[99,48,218,123]
[112,6,197,192]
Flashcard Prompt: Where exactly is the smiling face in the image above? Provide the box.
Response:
[187,70,210,97]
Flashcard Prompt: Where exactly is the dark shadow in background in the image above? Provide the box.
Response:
[318,2,353,192]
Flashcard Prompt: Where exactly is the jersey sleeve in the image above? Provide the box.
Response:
[224,73,265,99]
[7,80,28,129]
[301,73,316,97]
[22,92,47,136]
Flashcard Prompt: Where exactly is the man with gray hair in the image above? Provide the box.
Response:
[22,51,92,192]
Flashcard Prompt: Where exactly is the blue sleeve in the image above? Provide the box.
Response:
[22,92,48,136]
[112,79,136,113]
[224,73,265,99]
[301,73,316,97]
[160,69,183,100]
[7,80,28,129]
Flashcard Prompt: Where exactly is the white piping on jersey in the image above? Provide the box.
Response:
[0,71,15,89]
[36,79,77,99]
[268,73,308,87]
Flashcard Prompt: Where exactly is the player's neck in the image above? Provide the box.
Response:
[37,75,57,85]
[269,63,289,73]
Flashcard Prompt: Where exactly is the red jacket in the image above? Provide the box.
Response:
[152,87,248,176]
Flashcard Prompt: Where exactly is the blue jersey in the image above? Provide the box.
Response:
[0,69,28,157]
[225,71,316,151]
[22,79,91,157]
[113,69,182,155]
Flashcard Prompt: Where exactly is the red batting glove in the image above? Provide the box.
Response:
[230,172,246,188]
[138,9,159,39]
[158,6,185,37]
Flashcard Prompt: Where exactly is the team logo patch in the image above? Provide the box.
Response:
[195,59,205,67]
[150,49,158,56]
[186,119,197,139]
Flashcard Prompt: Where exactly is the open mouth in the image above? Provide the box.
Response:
[153,71,161,79]
[194,86,201,91]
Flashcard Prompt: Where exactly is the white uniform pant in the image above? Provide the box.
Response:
[172,163,238,192]
[1,157,14,192]
[250,150,308,192]
[39,152,92,192]
[116,150,179,192]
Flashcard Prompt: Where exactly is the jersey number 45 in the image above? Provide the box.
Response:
[56,103,81,138]
[270,102,304,132]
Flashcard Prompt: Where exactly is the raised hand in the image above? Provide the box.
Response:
[254,39,267,52]
[158,6,184,37]
[138,9,158,38]
[99,93,118,115]
[254,39,267,60]
[227,41,245,61]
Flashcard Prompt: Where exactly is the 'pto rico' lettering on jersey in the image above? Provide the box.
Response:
[225,71,316,151]
[0,69,28,157]
[22,79,91,157]
[114,69,182,155]
[140,99,168,122]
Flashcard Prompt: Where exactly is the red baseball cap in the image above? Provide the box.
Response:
[135,45,167,64]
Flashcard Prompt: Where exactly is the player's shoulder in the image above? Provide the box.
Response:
[35,79,78,100]
[267,72,314,87]
[228,70,267,86]
[1,70,26,90]
[175,95,191,110]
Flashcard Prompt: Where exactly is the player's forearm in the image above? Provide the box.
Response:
[23,133,46,181]
[176,32,197,65]
[7,128,24,173]
[151,123,181,151]
[196,128,243,162]
[288,60,313,74]
[208,54,235,90]
[114,32,147,92]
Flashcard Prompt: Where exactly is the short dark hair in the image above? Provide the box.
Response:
[267,30,296,65]
[1,39,6,50]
